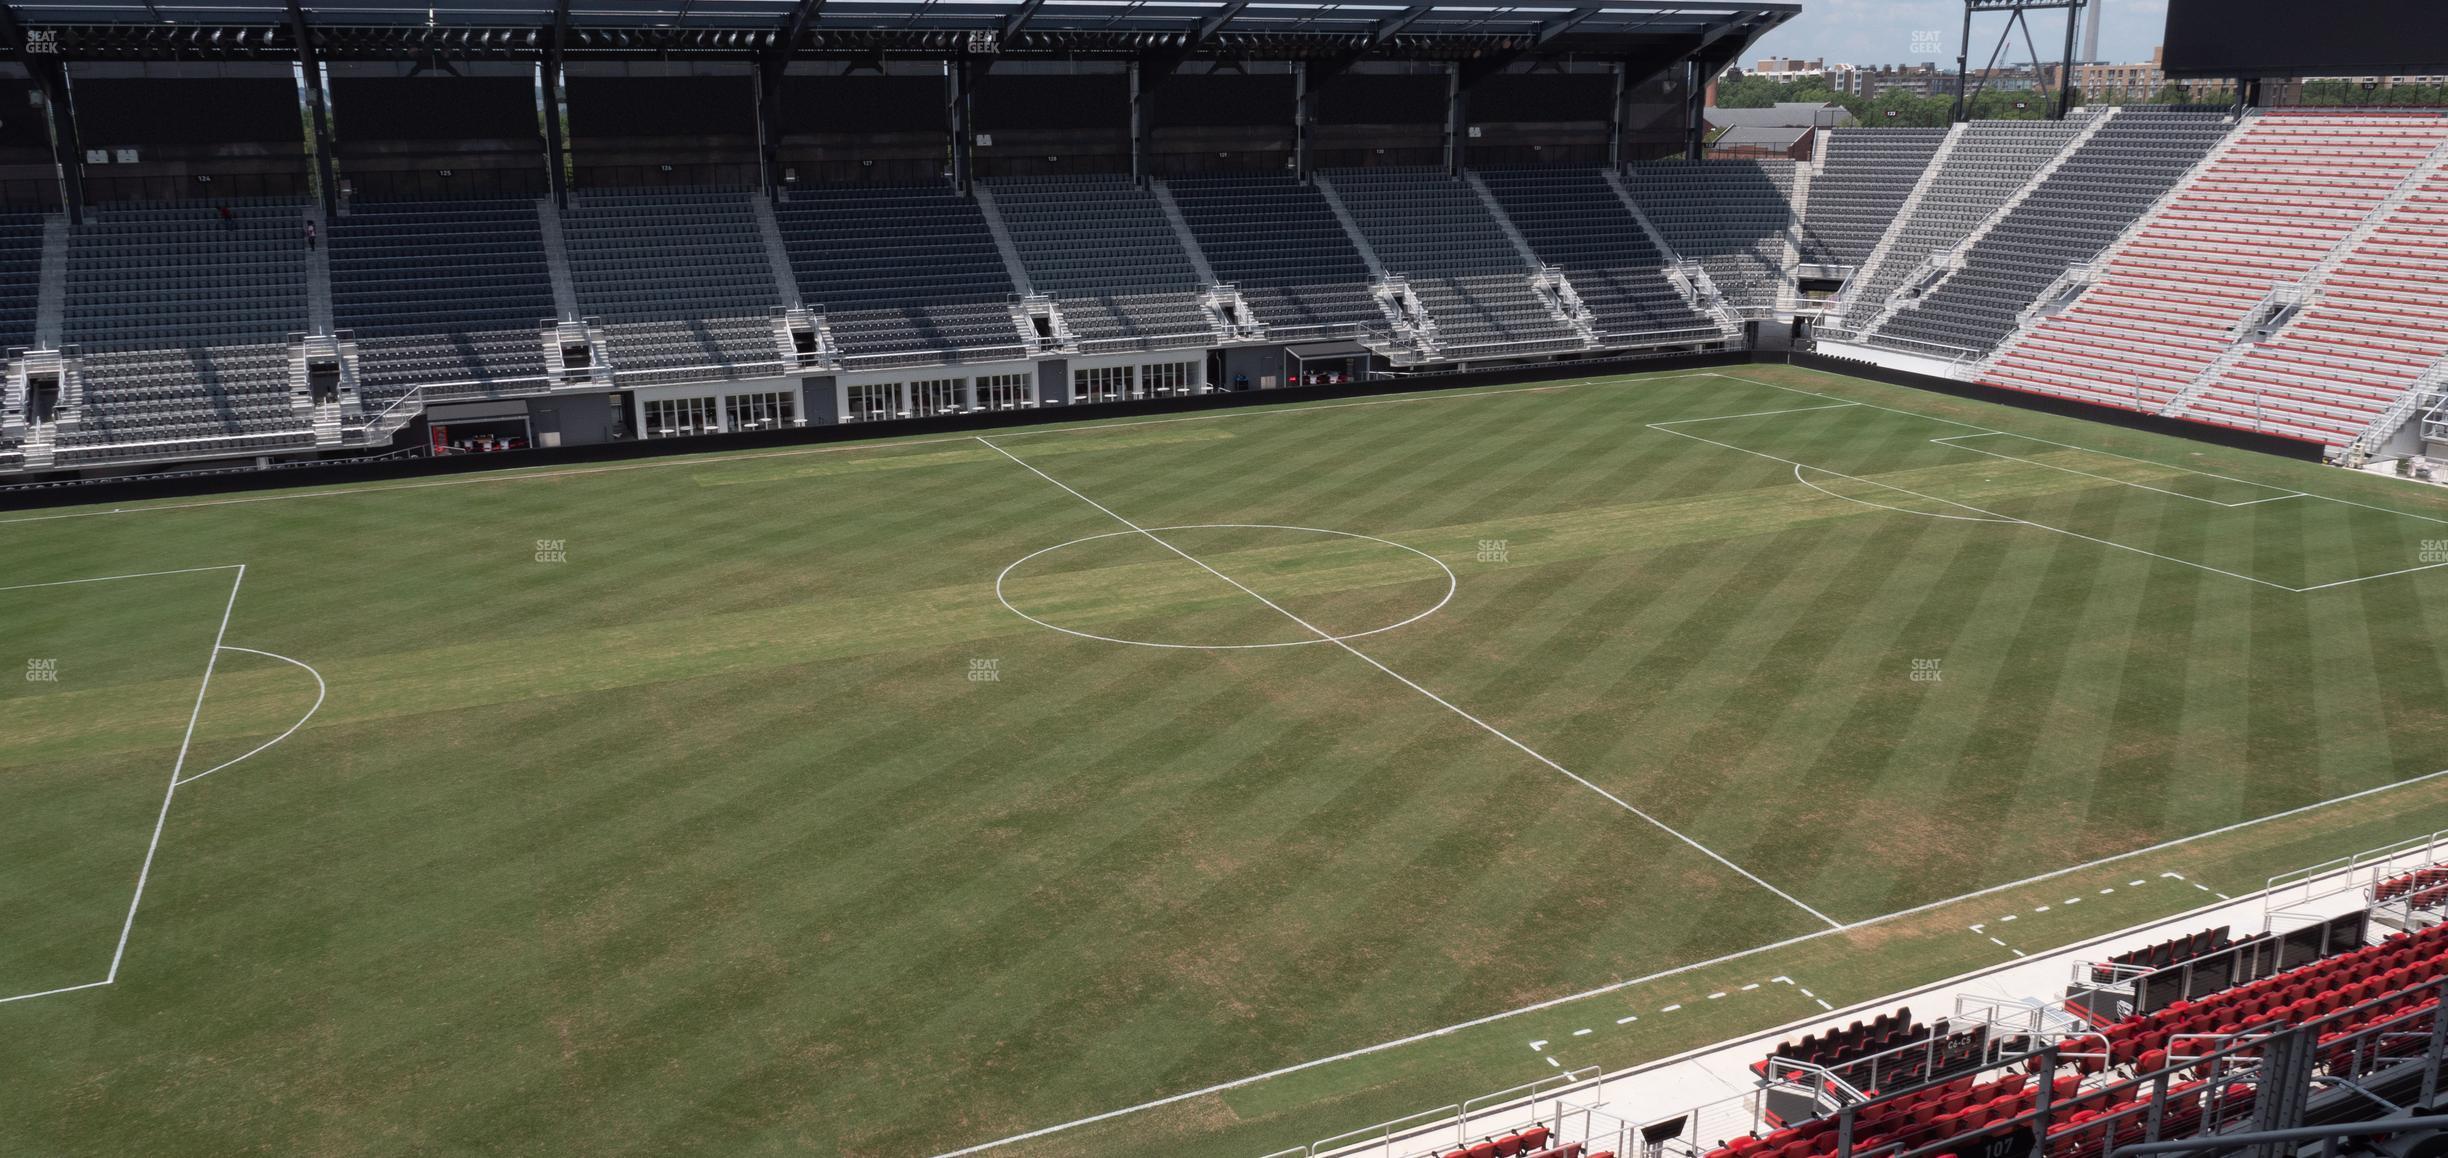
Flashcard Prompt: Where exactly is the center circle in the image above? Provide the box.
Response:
[994,524,1458,650]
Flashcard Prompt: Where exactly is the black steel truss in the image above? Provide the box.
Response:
[1,0,1796,65]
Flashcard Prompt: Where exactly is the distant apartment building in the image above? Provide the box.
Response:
[2077,48,2238,101]
[1752,57,1828,80]
[1826,62,1956,100]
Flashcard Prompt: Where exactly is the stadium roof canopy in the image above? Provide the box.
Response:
[0,0,1798,64]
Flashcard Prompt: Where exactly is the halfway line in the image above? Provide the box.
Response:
[971,435,1842,932]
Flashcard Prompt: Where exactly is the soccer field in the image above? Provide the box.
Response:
[9,364,2448,1157]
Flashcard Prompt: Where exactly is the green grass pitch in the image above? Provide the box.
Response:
[8,364,2448,1157]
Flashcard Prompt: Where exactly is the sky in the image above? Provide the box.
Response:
[1743,0,2172,70]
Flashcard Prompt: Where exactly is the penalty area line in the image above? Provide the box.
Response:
[0,564,270,1007]
[107,563,244,984]
[928,763,2448,1158]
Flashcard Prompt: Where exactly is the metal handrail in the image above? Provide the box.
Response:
[1859,977,2448,1158]
[2110,1114,2448,1158]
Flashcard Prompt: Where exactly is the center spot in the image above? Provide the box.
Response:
[994,524,1457,650]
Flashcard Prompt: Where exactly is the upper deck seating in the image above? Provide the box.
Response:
[330,196,559,403]
[1164,174,1385,338]
[1471,167,1721,348]
[776,184,1025,370]
[563,185,785,387]
[987,175,1214,354]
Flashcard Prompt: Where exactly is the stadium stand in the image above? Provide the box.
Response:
[1324,167,1590,359]
[1298,852,2443,1158]
[1869,108,2234,361]
[0,210,42,354]
[1619,159,1798,318]
[1979,109,2448,447]
[1696,923,2448,1158]
[1161,174,1386,340]
[1472,167,1724,347]
[984,175,1215,354]
[15,101,2448,472]
[1831,116,2092,339]
[2377,867,2448,903]
[1797,127,1950,269]
[329,197,559,404]
[562,186,785,387]
[2176,161,2448,447]
[773,184,1027,370]
[54,199,314,462]
[2093,925,2233,982]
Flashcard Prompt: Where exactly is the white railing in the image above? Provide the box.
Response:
[837,338,1036,369]
[2263,827,2448,929]
[350,373,558,446]
[1279,1069,1598,1158]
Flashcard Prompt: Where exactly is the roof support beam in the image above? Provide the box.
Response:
[2,3,84,222]
[760,0,824,200]
[1300,4,1430,90]
[1131,0,1249,108]
[1002,0,1048,37]
[773,0,825,59]
[1371,5,1433,42]
[1534,7,1601,46]
[1192,0,1249,45]
[541,0,569,208]
[289,0,339,216]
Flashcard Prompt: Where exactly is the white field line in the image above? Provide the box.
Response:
[1648,401,1862,426]
[0,567,319,1007]
[173,646,327,786]
[1923,430,2306,499]
[8,362,2447,556]
[12,362,2444,556]
[2295,561,2448,591]
[1648,420,2304,593]
[107,564,243,983]
[0,979,112,1006]
[1701,371,2448,589]
[1790,464,2018,525]
[0,563,243,593]
[1665,383,2448,594]
[0,373,1681,529]
[973,435,1843,932]
[928,763,2448,1158]
[1927,434,2306,508]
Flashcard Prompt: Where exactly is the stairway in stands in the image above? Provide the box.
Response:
[52,199,318,466]
[1471,166,1723,349]
[562,186,787,388]
[984,175,1216,356]
[2172,146,2448,449]
[1868,108,2233,363]
[772,184,1026,372]
[329,197,561,409]
[1320,167,1588,361]
[1979,109,2448,448]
